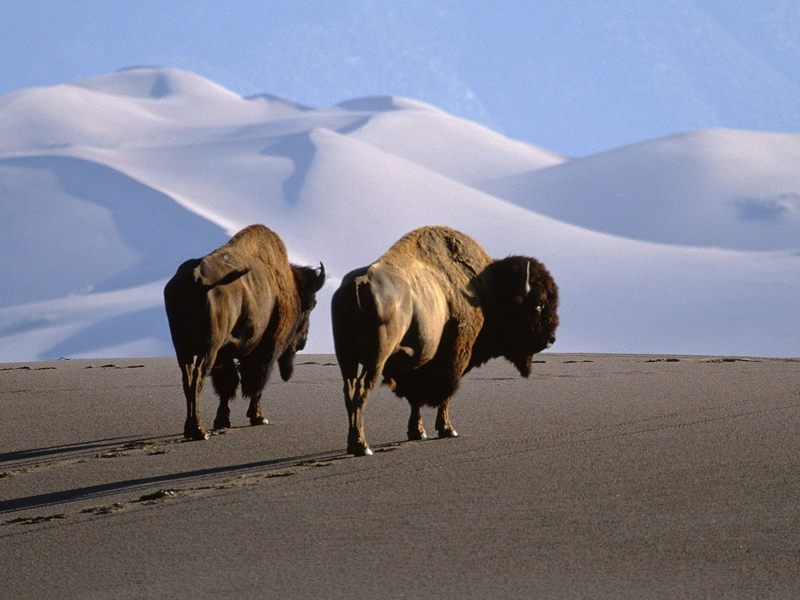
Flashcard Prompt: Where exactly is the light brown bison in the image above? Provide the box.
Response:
[331,226,558,456]
[164,224,325,440]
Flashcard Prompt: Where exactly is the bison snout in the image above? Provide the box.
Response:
[547,335,556,348]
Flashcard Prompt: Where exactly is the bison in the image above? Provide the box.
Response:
[331,226,558,456]
[164,224,325,440]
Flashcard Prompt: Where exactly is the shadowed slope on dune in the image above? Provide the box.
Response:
[0,155,229,305]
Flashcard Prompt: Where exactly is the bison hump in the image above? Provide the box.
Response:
[193,252,249,287]
[384,226,490,279]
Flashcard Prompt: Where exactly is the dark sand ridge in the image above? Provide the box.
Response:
[0,354,798,598]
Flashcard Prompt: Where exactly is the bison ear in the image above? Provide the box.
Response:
[314,262,326,292]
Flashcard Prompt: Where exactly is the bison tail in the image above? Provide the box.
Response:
[193,252,249,287]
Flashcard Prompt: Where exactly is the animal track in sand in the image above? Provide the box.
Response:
[701,357,761,363]
[298,360,338,367]
[4,513,67,525]
[374,444,401,453]
[0,438,178,479]
[83,364,145,369]
[1,450,352,528]
[1,363,146,371]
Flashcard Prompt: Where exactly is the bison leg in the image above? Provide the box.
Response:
[407,403,427,441]
[212,359,239,430]
[181,355,210,441]
[245,394,269,425]
[344,368,377,456]
[240,359,271,426]
[435,398,459,438]
[343,378,359,452]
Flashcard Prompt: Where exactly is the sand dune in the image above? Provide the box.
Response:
[2,67,799,361]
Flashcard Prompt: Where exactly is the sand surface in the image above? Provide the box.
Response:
[1,353,798,598]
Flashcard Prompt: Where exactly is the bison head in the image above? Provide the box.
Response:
[486,256,559,377]
[278,263,326,380]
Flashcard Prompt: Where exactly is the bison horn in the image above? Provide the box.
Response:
[315,262,326,291]
[523,260,531,296]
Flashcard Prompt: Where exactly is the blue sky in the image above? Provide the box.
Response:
[2,0,799,156]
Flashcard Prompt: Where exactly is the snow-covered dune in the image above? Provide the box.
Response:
[479,129,800,251]
[0,67,798,360]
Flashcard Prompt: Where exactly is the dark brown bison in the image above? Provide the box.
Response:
[331,226,558,456]
[164,224,325,440]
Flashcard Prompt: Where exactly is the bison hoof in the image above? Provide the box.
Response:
[250,416,269,426]
[213,419,231,430]
[438,429,459,438]
[185,429,210,441]
[348,444,373,457]
[407,430,427,441]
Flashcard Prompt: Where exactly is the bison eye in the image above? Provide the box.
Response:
[535,304,543,315]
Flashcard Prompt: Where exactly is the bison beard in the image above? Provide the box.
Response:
[164,224,325,440]
[332,226,559,456]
